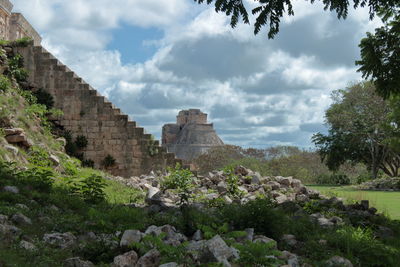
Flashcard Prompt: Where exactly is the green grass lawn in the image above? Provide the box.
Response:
[308,185,400,220]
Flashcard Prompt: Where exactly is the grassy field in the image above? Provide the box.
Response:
[309,185,400,220]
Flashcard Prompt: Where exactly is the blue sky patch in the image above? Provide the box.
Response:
[107,24,163,64]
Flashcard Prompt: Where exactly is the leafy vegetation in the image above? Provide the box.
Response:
[194,145,367,185]
[162,163,194,204]
[194,0,396,38]
[6,54,28,82]
[223,166,244,199]
[101,154,116,168]
[1,20,400,267]
[313,82,400,179]
[234,241,284,266]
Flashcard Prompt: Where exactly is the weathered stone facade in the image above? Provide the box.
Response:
[14,45,180,177]
[162,109,224,161]
[0,1,41,45]
[1,0,180,177]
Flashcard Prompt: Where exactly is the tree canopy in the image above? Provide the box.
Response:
[356,9,400,98]
[312,81,400,178]
[194,0,400,38]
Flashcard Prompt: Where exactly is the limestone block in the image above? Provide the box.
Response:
[5,133,27,143]
[105,121,115,127]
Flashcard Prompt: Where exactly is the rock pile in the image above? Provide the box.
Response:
[3,128,32,148]
[358,177,400,191]
[112,165,322,209]
[1,167,376,266]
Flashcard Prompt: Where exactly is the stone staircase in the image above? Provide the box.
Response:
[13,45,180,177]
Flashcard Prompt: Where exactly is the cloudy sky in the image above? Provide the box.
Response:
[12,0,382,148]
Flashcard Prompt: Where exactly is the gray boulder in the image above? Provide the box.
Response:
[145,187,161,205]
[120,229,143,247]
[266,181,281,190]
[3,186,19,194]
[113,250,138,267]
[19,240,37,252]
[192,230,203,241]
[49,154,60,166]
[282,234,297,247]
[136,248,161,267]
[159,263,178,267]
[11,213,32,225]
[202,235,235,265]
[64,257,94,267]
[4,145,18,156]
[318,217,334,228]
[251,173,262,184]
[43,232,76,249]
[325,256,353,267]
[0,214,8,224]
[253,235,277,248]
[274,194,288,204]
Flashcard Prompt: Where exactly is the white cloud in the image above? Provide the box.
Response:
[9,0,382,148]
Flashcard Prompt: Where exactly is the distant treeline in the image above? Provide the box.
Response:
[193,145,368,185]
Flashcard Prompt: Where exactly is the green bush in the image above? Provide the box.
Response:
[28,146,52,168]
[17,166,55,193]
[233,241,283,266]
[33,88,54,109]
[162,163,194,204]
[132,233,190,265]
[327,226,400,266]
[69,174,106,204]
[219,199,289,240]
[14,37,33,47]
[0,75,11,92]
[78,239,122,264]
[82,159,95,168]
[316,173,350,185]
[223,166,244,199]
[355,173,373,184]
[101,154,116,168]
[7,54,28,82]
[75,135,88,149]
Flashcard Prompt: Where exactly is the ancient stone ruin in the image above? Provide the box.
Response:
[1,0,181,177]
[162,109,224,161]
[0,0,41,45]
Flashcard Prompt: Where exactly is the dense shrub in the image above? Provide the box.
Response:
[82,159,95,168]
[101,154,116,168]
[223,166,244,199]
[194,145,366,184]
[75,135,88,149]
[17,167,55,193]
[33,88,54,109]
[162,163,194,204]
[28,146,52,168]
[219,199,289,240]
[327,226,400,267]
[69,175,107,204]
[234,241,284,266]
[316,173,350,185]
[7,54,28,82]
[0,75,11,92]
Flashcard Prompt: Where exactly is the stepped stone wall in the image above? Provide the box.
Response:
[162,109,224,161]
[14,45,181,177]
[1,0,181,177]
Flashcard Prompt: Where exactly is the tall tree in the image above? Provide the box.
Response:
[312,81,400,178]
[194,0,399,38]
